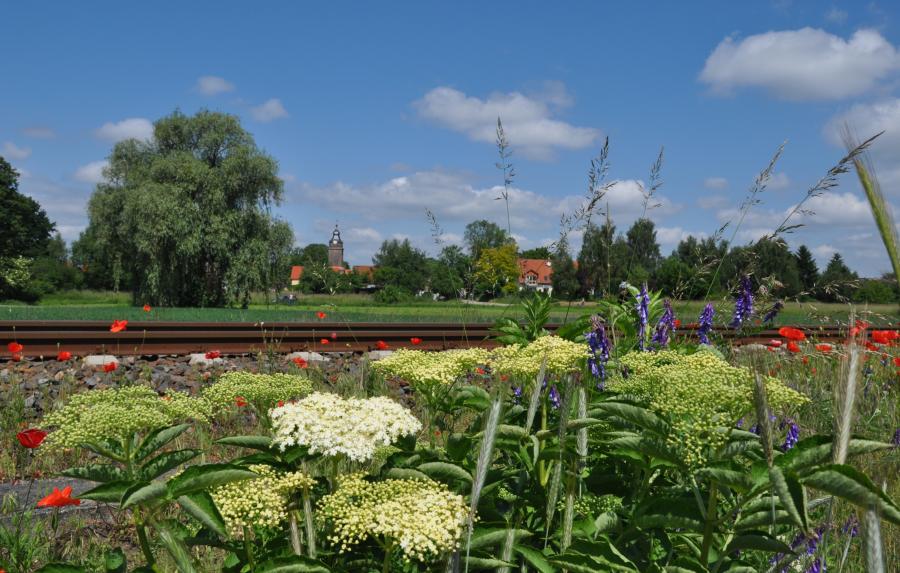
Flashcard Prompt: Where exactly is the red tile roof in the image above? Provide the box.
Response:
[290,265,303,281]
[517,258,553,285]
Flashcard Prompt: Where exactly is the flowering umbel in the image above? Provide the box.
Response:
[730,275,753,328]
[636,284,650,351]
[651,299,676,349]
[586,315,612,389]
[697,303,714,345]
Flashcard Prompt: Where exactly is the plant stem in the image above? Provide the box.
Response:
[303,487,318,558]
[289,507,304,556]
[382,538,394,573]
[700,482,719,566]
[244,527,256,571]
[135,511,156,567]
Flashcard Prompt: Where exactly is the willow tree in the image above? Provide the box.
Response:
[80,110,292,307]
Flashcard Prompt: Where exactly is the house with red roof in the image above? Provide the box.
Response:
[517,258,553,295]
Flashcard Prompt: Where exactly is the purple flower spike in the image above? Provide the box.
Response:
[698,303,715,345]
[763,300,784,324]
[636,284,650,351]
[781,420,800,451]
[651,299,676,349]
[548,385,560,409]
[586,315,612,390]
[892,428,900,448]
[731,275,754,328]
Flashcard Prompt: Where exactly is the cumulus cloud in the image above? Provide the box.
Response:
[413,86,600,159]
[17,175,92,243]
[768,172,791,190]
[22,126,55,139]
[813,244,839,259]
[74,160,108,184]
[95,118,153,142]
[250,98,289,122]
[704,177,728,190]
[195,75,235,95]
[700,28,900,100]
[2,141,31,160]
[697,195,729,210]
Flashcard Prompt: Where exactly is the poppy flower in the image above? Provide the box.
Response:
[674,319,682,328]
[11,353,22,362]
[768,340,783,348]
[778,327,805,341]
[810,367,817,375]
[330,332,338,339]
[865,342,880,352]
[802,356,809,364]
[320,338,330,345]
[410,337,423,345]
[103,362,117,373]
[815,343,833,353]
[57,350,72,361]
[375,340,389,350]
[205,350,221,360]
[475,367,486,375]
[893,357,900,368]
[235,396,248,407]
[317,311,327,319]
[110,320,128,333]
[277,400,285,407]
[292,356,308,368]
[37,486,80,508]
[787,341,801,353]
[7,341,23,353]
[871,330,899,345]
[500,374,509,382]
[17,428,47,449]
[142,304,152,312]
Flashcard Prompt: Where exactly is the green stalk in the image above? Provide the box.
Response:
[302,487,317,558]
[135,509,156,567]
[244,527,256,571]
[382,539,394,573]
[289,507,304,556]
[700,482,719,566]
[850,156,900,284]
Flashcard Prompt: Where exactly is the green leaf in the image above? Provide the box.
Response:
[156,521,198,573]
[567,418,605,430]
[514,545,556,573]
[215,435,273,451]
[634,497,705,532]
[463,556,517,569]
[466,528,532,550]
[769,467,808,532]
[383,467,429,480]
[417,461,472,483]
[446,432,472,461]
[779,437,893,472]
[178,492,228,538]
[134,423,191,462]
[34,565,88,573]
[79,480,134,504]
[167,463,258,498]
[695,467,754,493]
[256,556,332,572]
[121,481,170,509]
[60,464,127,483]
[140,449,201,480]
[495,424,528,440]
[104,548,126,573]
[802,464,900,524]
[724,532,793,555]
[592,401,669,435]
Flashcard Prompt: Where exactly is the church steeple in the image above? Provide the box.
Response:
[328,223,344,268]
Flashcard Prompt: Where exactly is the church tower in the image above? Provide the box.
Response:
[328,224,344,268]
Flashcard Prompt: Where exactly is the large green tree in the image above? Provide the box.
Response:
[0,157,54,258]
[78,110,293,307]
[372,238,430,294]
[624,218,661,280]
[550,237,579,300]
[819,253,858,302]
[794,245,819,295]
[429,245,472,298]
[464,220,512,260]
[520,246,551,259]
[577,221,626,297]
[291,243,329,267]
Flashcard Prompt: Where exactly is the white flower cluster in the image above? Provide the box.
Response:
[270,392,422,462]
[211,464,315,536]
[371,348,490,389]
[318,474,469,562]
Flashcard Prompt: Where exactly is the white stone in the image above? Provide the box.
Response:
[286,351,328,362]
[83,355,118,367]
[367,350,394,361]
[189,353,224,366]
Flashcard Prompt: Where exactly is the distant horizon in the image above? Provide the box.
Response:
[4,2,900,277]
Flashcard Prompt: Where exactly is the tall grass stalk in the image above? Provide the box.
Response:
[833,328,860,465]
[524,358,548,434]
[463,395,502,573]
[863,502,885,573]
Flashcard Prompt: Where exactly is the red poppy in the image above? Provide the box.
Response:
[235,396,248,407]
[320,338,330,345]
[778,327,805,341]
[142,304,152,312]
[815,343,833,353]
[57,350,72,361]
[277,400,285,407]
[11,353,22,362]
[787,341,801,353]
[768,339,783,348]
[292,356,308,368]
[375,340,389,350]
[7,341,23,353]
[205,350,221,360]
[317,311,327,319]
[103,362,117,373]
[110,320,128,333]
[410,337,423,345]
[865,342,880,352]
[330,332,338,339]
[674,319,682,328]
[871,330,899,345]
[37,486,80,508]
[475,367,486,375]
[16,428,47,449]
[500,374,509,382]
[893,357,900,368]
[811,367,817,374]
[802,356,809,364]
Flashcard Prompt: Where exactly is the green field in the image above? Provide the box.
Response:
[1,290,898,325]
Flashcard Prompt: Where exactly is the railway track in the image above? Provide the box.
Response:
[0,320,883,359]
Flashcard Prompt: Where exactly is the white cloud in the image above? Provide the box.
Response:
[813,244,839,259]
[22,126,55,139]
[700,28,900,100]
[698,195,729,209]
[95,118,153,142]
[768,172,791,190]
[413,86,600,159]
[250,98,289,122]
[657,226,706,250]
[825,8,848,24]
[704,177,728,190]
[195,75,235,95]
[74,160,108,184]
[2,141,31,160]
[717,191,875,230]
[825,98,900,155]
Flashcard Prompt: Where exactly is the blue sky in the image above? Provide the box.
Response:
[4,1,900,275]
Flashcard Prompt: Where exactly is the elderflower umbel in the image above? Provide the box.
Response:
[41,386,212,452]
[211,464,315,536]
[317,474,469,563]
[489,335,586,380]
[270,392,421,462]
[202,372,312,410]
[372,348,490,389]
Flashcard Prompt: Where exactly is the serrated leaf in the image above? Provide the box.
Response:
[166,464,258,498]
[592,401,669,435]
[156,521,197,573]
[695,467,754,492]
[79,480,134,504]
[463,556,517,568]
[778,437,893,472]
[215,435,273,451]
[769,467,808,532]
[134,423,191,462]
[178,492,228,538]
[724,532,793,555]
[568,418,605,430]
[122,481,169,509]
[141,449,201,480]
[802,464,900,524]
[417,461,472,483]
[466,528,532,550]
[60,464,127,483]
[514,545,555,573]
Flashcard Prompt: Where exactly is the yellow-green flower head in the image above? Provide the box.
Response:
[318,474,469,562]
[211,464,314,536]
[612,349,809,466]
[489,335,586,379]
[270,392,421,462]
[41,385,212,452]
[202,372,312,410]
[372,348,490,389]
